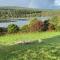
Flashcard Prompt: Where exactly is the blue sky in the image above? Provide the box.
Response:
[0,0,31,7]
[0,0,60,9]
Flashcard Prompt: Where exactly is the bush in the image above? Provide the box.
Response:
[43,20,49,31]
[0,28,7,35]
[29,18,44,32]
[55,26,60,31]
[21,25,29,32]
[43,20,55,31]
[0,28,3,35]
[49,16,60,31]
[0,28,3,32]
[7,24,19,33]
[48,23,55,31]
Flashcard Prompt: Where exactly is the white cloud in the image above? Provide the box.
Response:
[55,0,60,6]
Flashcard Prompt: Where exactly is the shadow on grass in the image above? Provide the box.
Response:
[9,35,60,47]
[41,35,60,46]
[0,35,60,60]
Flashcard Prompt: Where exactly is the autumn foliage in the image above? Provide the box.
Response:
[28,18,43,32]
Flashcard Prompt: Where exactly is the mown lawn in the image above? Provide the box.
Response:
[0,32,60,60]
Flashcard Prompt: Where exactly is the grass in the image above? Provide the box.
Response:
[0,32,60,60]
[0,32,60,45]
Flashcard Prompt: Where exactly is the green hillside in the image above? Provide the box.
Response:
[0,32,60,60]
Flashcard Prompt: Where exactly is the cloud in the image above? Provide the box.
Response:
[54,0,60,6]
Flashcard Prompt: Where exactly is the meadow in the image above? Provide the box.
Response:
[0,32,60,60]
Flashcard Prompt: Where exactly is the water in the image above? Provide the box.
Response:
[0,16,50,28]
[0,19,29,28]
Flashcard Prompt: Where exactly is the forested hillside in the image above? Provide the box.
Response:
[0,7,60,19]
[0,7,42,19]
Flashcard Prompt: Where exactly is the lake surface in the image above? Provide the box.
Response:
[0,16,51,28]
[0,19,29,28]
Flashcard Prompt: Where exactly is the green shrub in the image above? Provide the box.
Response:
[7,24,19,33]
[49,16,60,31]
[48,23,55,31]
[55,26,60,31]
[30,18,38,24]
[21,25,29,32]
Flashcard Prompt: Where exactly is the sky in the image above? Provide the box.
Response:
[0,0,60,9]
[55,0,60,6]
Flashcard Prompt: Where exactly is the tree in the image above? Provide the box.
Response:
[49,16,60,31]
[21,25,29,32]
[43,20,49,31]
[7,24,19,33]
[29,18,44,32]
[48,23,55,31]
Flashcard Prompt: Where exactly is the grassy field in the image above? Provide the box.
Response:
[0,32,60,45]
[0,32,60,60]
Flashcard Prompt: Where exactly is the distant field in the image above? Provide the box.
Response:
[0,32,60,45]
[0,32,60,60]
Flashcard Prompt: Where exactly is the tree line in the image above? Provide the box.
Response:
[0,8,42,19]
